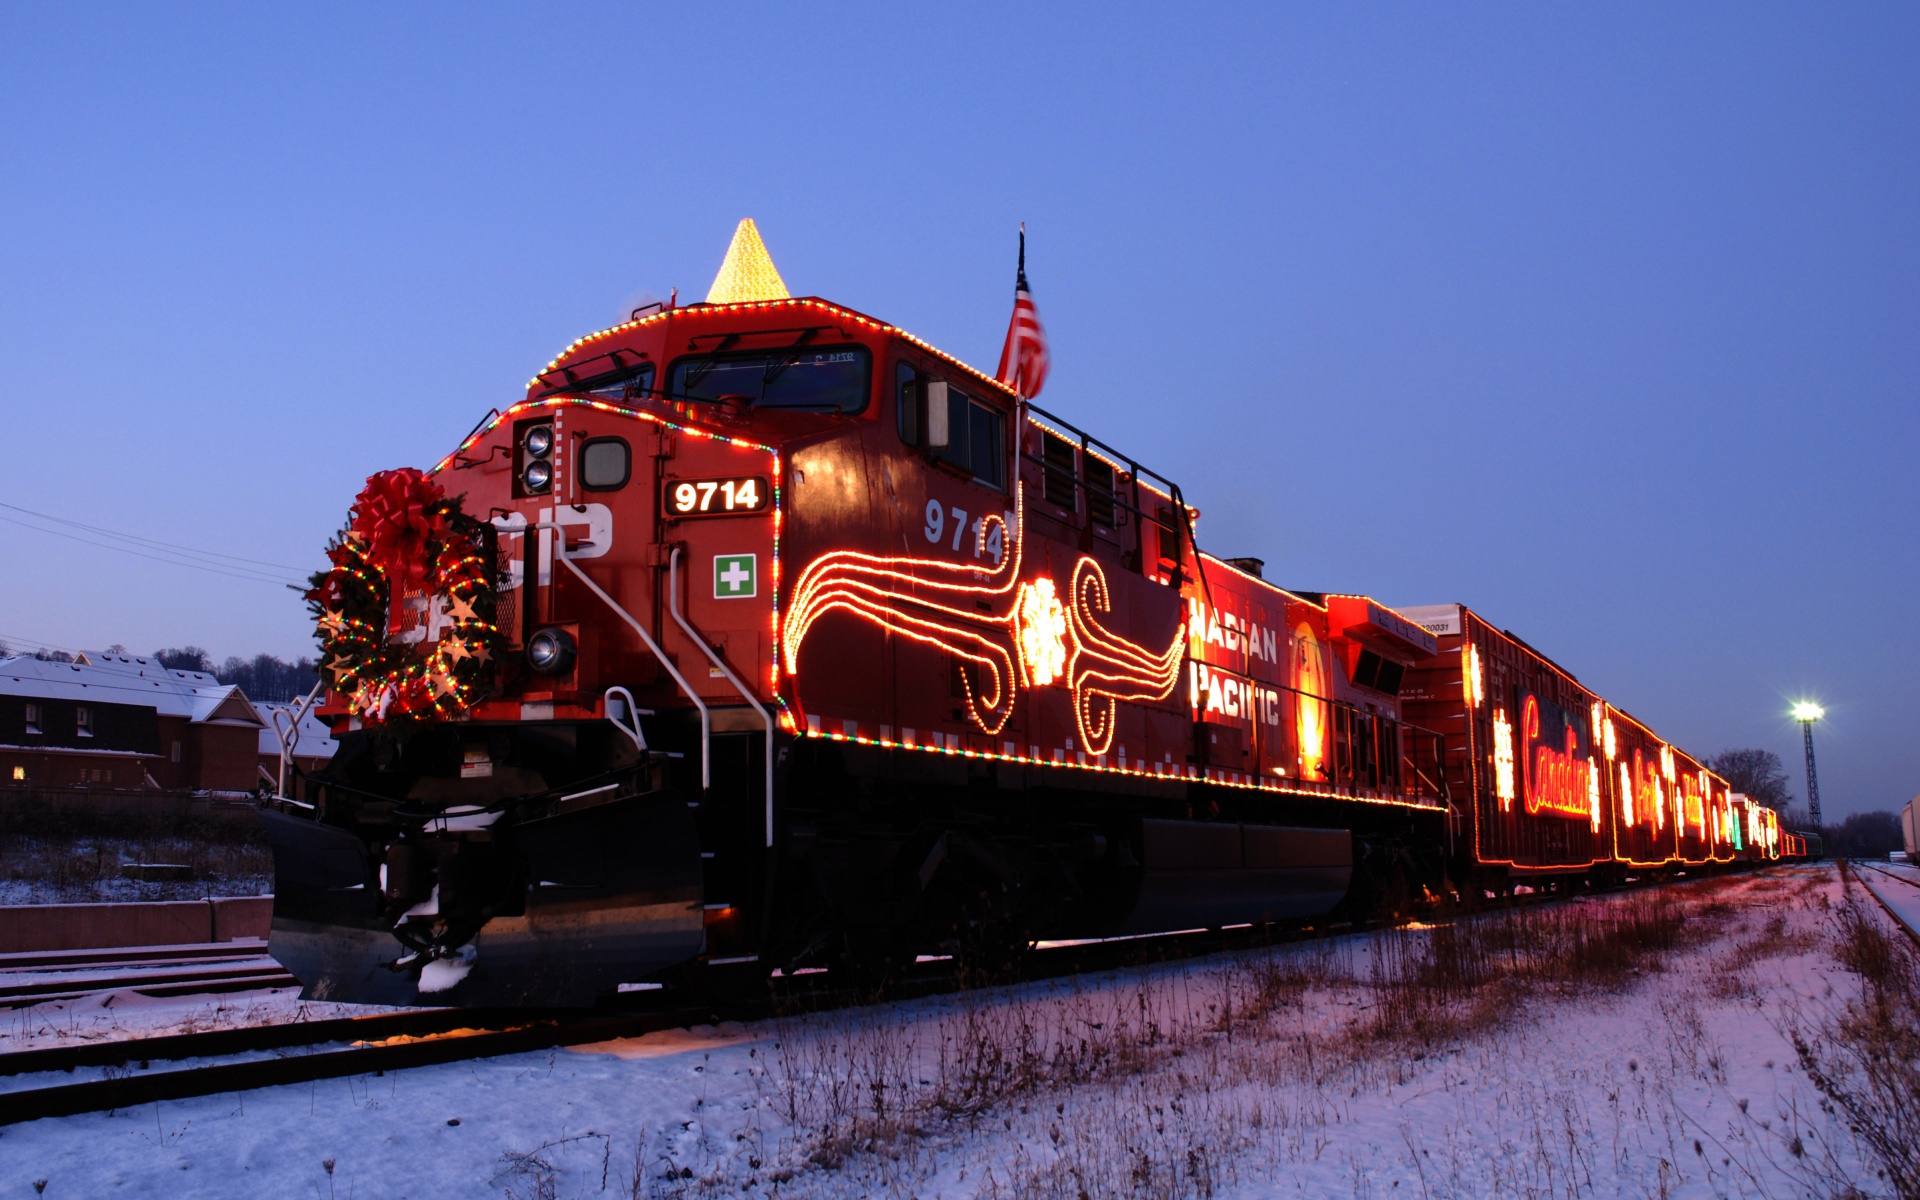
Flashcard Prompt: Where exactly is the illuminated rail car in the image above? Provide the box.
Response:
[1397,603,1772,890]
[265,283,1452,1006]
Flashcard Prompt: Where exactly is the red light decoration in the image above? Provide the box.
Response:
[784,492,1024,734]
[1491,707,1517,809]
[1063,556,1183,755]
[1518,694,1601,827]
[782,484,1183,749]
[1015,577,1068,687]
[1293,623,1331,781]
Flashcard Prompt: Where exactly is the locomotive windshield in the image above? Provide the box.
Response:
[668,347,870,412]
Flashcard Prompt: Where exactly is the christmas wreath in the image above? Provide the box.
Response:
[308,468,506,726]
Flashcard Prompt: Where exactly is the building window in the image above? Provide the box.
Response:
[171,741,182,764]
[24,703,41,734]
[9,766,22,782]
[75,706,93,737]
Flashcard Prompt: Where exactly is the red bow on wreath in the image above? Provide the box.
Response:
[350,467,446,586]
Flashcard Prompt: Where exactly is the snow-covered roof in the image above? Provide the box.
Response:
[0,652,264,728]
[253,701,338,759]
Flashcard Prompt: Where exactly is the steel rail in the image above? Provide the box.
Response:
[0,1009,724,1126]
[0,943,299,1010]
[1849,861,1920,947]
[1,1008,496,1078]
[2,970,298,1010]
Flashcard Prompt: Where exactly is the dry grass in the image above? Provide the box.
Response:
[646,881,1760,1198]
[1360,888,1696,1046]
[0,833,270,901]
[0,794,271,901]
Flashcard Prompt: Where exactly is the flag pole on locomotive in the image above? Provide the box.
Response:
[996,223,1051,400]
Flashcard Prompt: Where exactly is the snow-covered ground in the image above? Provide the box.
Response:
[0,865,1901,1199]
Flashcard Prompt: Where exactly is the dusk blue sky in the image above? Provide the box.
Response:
[2,5,1913,817]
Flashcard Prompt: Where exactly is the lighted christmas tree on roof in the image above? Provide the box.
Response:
[705,218,790,304]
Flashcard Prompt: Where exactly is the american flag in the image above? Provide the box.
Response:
[995,225,1050,399]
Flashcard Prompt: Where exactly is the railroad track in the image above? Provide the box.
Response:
[1849,860,1920,945]
[0,864,1784,1127]
[0,915,1357,1126]
[0,940,297,1009]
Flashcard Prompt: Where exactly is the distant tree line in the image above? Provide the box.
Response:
[1710,746,1907,857]
[151,646,320,703]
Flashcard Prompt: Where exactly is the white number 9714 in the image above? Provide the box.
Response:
[923,498,1008,565]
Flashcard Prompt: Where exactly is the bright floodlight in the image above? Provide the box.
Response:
[1791,702,1824,722]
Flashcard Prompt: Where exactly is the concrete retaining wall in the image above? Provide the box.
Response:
[0,896,273,953]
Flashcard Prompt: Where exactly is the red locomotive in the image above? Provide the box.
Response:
[264,224,1788,1006]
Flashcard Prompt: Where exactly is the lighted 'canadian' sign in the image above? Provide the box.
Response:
[1519,693,1601,830]
[782,484,1183,752]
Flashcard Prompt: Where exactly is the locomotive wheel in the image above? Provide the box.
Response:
[668,959,772,1005]
[832,930,915,994]
[950,920,1034,987]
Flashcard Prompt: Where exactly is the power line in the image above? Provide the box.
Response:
[0,511,309,587]
[0,501,309,572]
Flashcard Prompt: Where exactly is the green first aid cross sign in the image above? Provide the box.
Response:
[714,554,757,599]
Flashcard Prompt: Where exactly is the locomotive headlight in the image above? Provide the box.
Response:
[524,425,554,458]
[526,627,576,674]
[523,459,553,494]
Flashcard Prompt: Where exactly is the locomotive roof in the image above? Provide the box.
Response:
[531,296,1018,404]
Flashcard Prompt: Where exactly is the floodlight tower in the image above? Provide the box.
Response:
[1792,702,1824,827]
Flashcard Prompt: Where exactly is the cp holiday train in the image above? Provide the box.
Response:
[265,222,1791,1006]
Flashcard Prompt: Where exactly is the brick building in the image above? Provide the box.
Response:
[0,652,267,793]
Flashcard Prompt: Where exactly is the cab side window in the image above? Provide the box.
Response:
[896,362,920,446]
[936,387,1006,490]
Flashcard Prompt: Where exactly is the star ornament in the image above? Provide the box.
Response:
[328,658,358,685]
[430,671,460,700]
[443,639,472,664]
[446,593,479,623]
[318,609,349,635]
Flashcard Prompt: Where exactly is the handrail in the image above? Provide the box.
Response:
[274,679,326,799]
[670,546,776,848]
[602,686,649,753]
[536,523,711,790]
